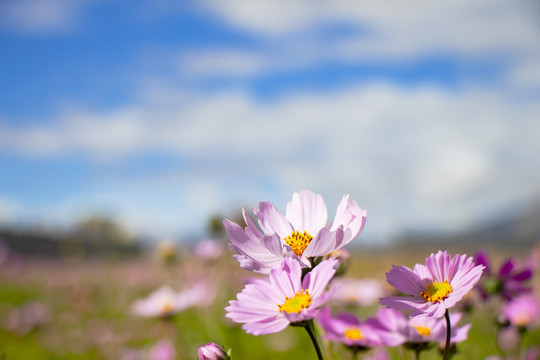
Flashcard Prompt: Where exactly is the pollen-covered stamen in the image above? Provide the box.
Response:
[283,230,313,256]
[420,281,452,302]
[414,325,431,337]
[277,289,312,313]
[344,327,364,340]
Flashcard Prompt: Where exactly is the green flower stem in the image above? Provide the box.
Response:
[442,309,451,360]
[305,320,325,360]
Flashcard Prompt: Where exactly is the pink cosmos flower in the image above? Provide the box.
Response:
[317,307,385,348]
[367,308,471,346]
[195,239,224,260]
[380,251,485,318]
[149,340,176,360]
[224,190,366,273]
[502,294,540,328]
[225,257,338,335]
[132,283,214,318]
[198,343,229,360]
[332,278,385,306]
[132,286,188,318]
[366,308,471,346]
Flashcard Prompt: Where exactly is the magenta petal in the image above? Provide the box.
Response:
[499,259,515,276]
[474,250,491,275]
[511,269,533,282]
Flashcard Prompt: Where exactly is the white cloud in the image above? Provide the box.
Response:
[1,81,539,241]
[195,0,539,59]
[0,0,97,34]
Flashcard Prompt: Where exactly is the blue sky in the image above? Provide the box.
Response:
[1,0,539,243]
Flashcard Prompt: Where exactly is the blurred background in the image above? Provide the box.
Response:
[1,0,540,359]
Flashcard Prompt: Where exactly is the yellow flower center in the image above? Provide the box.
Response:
[414,326,431,337]
[283,230,313,256]
[344,327,364,340]
[420,281,452,302]
[277,290,312,313]
[161,302,173,313]
[516,314,530,326]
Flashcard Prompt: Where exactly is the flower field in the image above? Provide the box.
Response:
[1,244,538,359]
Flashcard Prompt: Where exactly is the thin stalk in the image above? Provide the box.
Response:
[442,309,451,360]
[305,320,325,360]
[415,348,421,360]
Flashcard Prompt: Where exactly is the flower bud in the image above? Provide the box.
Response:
[198,343,229,360]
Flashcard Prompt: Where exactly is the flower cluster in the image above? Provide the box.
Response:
[195,190,537,359]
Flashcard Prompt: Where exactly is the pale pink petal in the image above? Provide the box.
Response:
[380,296,428,312]
[285,190,328,235]
[243,207,263,238]
[255,201,292,238]
[242,316,290,335]
[302,227,340,257]
[304,258,338,298]
[269,258,302,297]
[330,195,367,242]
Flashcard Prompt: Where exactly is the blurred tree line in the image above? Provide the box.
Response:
[0,215,141,260]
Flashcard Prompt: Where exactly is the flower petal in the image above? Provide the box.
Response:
[302,227,340,257]
[269,258,302,298]
[386,265,426,296]
[425,251,452,283]
[303,258,338,298]
[255,201,292,238]
[285,190,328,235]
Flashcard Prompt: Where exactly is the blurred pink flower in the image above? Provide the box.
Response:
[224,189,366,274]
[132,286,186,318]
[149,340,176,360]
[4,301,51,335]
[184,280,217,309]
[195,239,224,260]
[317,307,385,348]
[225,257,338,335]
[497,326,520,352]
[502,294,540,328]
[367,308,471,346]
[132,282,214,318]
[332,278,385,306]
[380,251,484,318]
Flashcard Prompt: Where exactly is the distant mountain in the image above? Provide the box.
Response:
[394,202,540,251]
